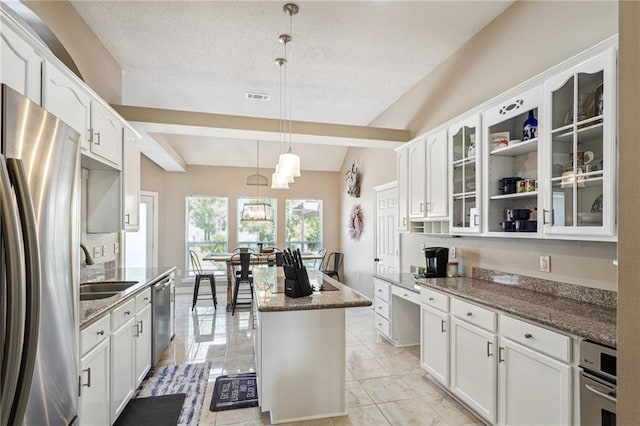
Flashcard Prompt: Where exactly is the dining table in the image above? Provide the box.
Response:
[202,251,326,311]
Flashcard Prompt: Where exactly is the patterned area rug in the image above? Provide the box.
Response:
[135,362,211,425]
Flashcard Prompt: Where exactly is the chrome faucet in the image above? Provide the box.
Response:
[80,243,95,265]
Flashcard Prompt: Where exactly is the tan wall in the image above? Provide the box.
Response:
[339,147,397,298]
[616,1,640,421]
[344,0,619,294]
[24,0,122,103]
[140,155,341,282]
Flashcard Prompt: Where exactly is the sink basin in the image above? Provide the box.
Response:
[80,292,120,301]
[80,281,138,293]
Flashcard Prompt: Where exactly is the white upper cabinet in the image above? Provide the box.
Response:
[449,114,481,234]
[397,145,409,232]
[91,101,123,168]
[0,16,42,104]
[425,129,448,219]
[408,138,426,218]
[123,128,141,231]
[43,61,92,150]
[482,86,543,237]
[542,48,616,237]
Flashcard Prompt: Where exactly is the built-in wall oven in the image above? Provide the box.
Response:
[580,340,617,426]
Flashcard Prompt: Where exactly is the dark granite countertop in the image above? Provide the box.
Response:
[255,267,372,312]
[79,266,176,328]
[374,273,616,348]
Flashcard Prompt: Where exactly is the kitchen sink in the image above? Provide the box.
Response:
[80,281,138,293]
[80,292,120,301]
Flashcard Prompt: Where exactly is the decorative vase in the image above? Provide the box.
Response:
[522,110,538,140]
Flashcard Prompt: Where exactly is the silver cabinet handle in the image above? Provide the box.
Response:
[93,131,101,146]
[584,384,617,404]
[138,320,144,334]
[124,311,131,316]
[96,330,104,336]
[88,128,93,143]
[125,213,130,224]
[134,322,140,337]
[81,368,91,388]
[429,297,434,301]
[524,333,532,339]
[144,297,149,302]
[403,293,408,297]
[487,341,493,357]
[419,202,424,212]
[441,320,446,333]
[7,158,42,425]
[498,346,505,363]
[426,201,431,212]
[543,209,550,225]
[402,217,407,226]
[466,312,473,317]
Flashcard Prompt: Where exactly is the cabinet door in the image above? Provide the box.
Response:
[110,318,135,423]
[408,138,426,218]
[450,317,497,423]
[123,128,140,231]
[543,47,616,237]
[397,146,409,231]
[43,62,91,150]
[134,303,152,386]
[426,130,448,219]
[91,101,122,168]
[0,18,42,104]
[79,338,110,426]
[449,114,481,233]
[420,306,449,386]
[498,338,571,426]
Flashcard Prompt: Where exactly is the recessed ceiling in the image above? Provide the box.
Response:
[70,1,513,171]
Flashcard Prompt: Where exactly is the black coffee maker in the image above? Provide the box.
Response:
[423,247,449,278]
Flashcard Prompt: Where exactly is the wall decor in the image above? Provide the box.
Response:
[345,161,361,198]
[348,204,364,241]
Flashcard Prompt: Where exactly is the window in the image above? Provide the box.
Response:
[237,197,277,251]
[285,199,322,252]
[186,196,228,276]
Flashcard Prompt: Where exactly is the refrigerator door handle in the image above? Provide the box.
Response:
[0,155,27,426]
[6,158,42,426]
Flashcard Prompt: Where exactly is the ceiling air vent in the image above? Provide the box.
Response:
[246,92,271,101]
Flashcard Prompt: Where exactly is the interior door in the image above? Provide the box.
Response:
[374,184,399,274]
[125,192,158,268]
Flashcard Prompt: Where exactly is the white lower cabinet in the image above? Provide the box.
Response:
[110,316,136,423]
[420,305,449,386]
[498,337,572,426]
[134,303,153,386]
[450,317,498,423]
[79,336,110,426]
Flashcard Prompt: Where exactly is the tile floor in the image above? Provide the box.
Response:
[157,291,482,426]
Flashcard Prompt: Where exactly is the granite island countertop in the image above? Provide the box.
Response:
[374,272,616,348]
[79,266,176,328]
[254,267,371,312]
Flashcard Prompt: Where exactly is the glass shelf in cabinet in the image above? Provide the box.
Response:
[490,138,538,157]
[490,191,538,200]
[453,192,477,199]
[452,156,476,167]
[552,175,603,189]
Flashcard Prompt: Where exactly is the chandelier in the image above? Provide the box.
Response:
[272,3,301,189]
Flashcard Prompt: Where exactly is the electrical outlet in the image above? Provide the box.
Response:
[93,246,100,258]
[420,243,426,250]
[177,269,182,276]
[450,247,457,258]
[114,242,120,254]
[102,244,107,257]
[539,255,551,273]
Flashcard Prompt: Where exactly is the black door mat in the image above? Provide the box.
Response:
[114,393,186,426]
[210,372,259,412]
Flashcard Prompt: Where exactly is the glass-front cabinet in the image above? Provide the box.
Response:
[543,48,616,237]
[482,87,542,237]
[450,114,481,234]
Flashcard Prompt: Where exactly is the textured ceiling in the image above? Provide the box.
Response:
[70,0,513,170]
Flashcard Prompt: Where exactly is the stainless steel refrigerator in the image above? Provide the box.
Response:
[0,84,81,425]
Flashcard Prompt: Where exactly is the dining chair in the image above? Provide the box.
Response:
[231,252,258,315]
[321,252,344,282]
[189,250,217,310]
[313,248,327,270]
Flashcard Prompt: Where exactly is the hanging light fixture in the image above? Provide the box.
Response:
[272,56,291,189]
[242,140,274,222]
[272,3,301,188]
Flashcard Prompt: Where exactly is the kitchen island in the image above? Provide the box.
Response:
[251,267,371,424]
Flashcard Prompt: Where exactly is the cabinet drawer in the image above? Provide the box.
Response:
[373,279,390,303]
[374,298,390,319]
[392,285,420,305]
[451,298,496,332]
[374,314,390,338]
[111,298,136,331]
[135,287,151,313]
[420,287,449,312]
[81,314,110,356]
[500,315,571,362]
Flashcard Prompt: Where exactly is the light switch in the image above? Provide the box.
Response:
[93,246,100,258]
[102,244,107,256]
[114,242,120,254]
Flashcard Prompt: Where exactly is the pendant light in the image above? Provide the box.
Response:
[242,140,274,222]
[272,56,291,189]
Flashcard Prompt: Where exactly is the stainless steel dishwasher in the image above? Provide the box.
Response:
[152,275,172,365]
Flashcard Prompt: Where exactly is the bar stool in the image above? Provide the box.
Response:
[189,250,217,310]
[231,252,257,315]
[321,252,344,282]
